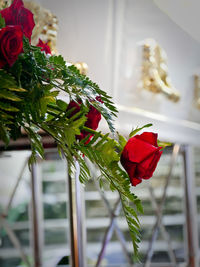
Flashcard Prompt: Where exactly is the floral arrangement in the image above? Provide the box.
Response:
[0,0,164,260]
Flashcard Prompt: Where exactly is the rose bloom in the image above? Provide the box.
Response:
[0,25,23,68]
[0,0,35,41]
[120,132,162,186]
[37,39,51,54]
[67,97,102,143]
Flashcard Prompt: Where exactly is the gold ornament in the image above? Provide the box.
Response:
[142,39,180,102]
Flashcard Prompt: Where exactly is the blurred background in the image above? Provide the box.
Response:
[0,0,200,266]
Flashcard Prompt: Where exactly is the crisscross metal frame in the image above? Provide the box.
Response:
[144,144,180,267]
[90,173,133,267]
[1,144,199,267]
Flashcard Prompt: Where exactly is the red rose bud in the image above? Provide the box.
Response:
[37,39,51,54]
[120,132,162,186]
[0,25,23,68]
[0,0,35,41]
[67,97,102,143]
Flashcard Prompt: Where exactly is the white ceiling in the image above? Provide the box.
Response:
[153,0,200,43]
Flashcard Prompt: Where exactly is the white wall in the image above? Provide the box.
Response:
[114,0,200,144]
[36,0,200,144]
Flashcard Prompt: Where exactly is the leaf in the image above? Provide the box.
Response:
[56,99,68,111]
[0,89,22,101]
[40,96,51,116]
[117,133,127,150]
[129,123,153,138]
[0,102,19,112]
[0,124,9,146]
[64,116,87,147]
[98,139,119,165]
[10,61,22,86]
[23,36,31,53]
[25,126,44,159]
[0,110,14,119]
[49,90,60,97]
[0,69,18,88]
[0,13,5,28]
[7,87,27,92]
[157,140,172,149]
[49,55,66,67]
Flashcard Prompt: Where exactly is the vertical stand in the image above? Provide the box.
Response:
[67,160,86,267]
[183,145,199,267]
[31,163,43,267]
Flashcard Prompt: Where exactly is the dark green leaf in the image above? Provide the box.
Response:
[0,124,9,146]
[0,89,22,101]
[0,13,5,28]
[0,102,19,112]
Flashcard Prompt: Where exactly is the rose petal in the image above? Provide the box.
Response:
[0,25,23,67]
[18,7,35,41]
[86,105,101,130]
[135,132,158,147]
[120,156,136,181]
[136,149,162,179]
[37,39,51,54]
[67,100,81,117]
[12,0,24,9]
[131,177,142,186]
[66,98,102,144]
[123,136,158,163]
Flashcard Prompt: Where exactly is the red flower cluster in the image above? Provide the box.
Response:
[0,0,35,68]
[120,132,162,186]
[0,0,34,41]
[37,39,51,55]
[67,97,102,143]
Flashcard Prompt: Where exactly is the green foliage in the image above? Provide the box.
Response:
[0,36,152,261]
[129,123,153,138]
[0,13,5,28]
[157,140,172,149]
[74,131,143,259]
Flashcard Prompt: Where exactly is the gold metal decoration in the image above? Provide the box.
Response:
[142,40,180,102]
[74,62,89,75]
[194,75,200,109]
[24,1,59,55]
[0,0,10,8]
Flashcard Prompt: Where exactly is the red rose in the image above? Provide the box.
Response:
[0,25,23,68]
[0,0,35,41]
[120,132,162,186]
[67,97,102,143]
[37,39,51,54]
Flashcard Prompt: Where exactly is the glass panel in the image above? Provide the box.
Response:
[0,151,32,267]
[41,152,69,266]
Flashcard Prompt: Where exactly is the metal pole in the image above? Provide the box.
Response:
[183,145,199,267]
[31,163,42,267]
[67,160,86,267]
